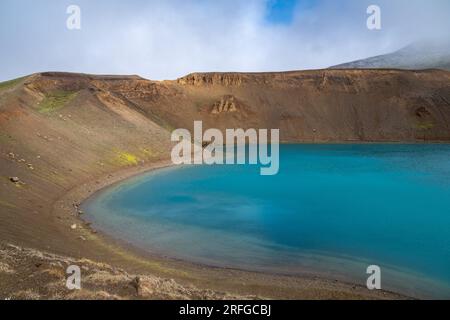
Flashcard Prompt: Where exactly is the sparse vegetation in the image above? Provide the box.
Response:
[0,77,25,91]
[116,151,139,165]
[38,90,78,113]
[0,132,13,144]
[0,199,16,209]
[417,122,434,130]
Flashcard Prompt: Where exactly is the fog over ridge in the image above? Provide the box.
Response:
[0,0,449,81]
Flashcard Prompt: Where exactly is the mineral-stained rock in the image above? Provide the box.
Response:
[211,95,239,114]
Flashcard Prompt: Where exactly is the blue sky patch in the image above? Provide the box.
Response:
[265,0,318,25]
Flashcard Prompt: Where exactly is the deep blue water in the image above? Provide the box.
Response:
[84,144,450,298]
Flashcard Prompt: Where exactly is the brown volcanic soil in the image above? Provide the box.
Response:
[0,69,449,299]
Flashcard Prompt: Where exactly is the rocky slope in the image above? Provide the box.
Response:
[0,242,251,300]
[174,70,450,141]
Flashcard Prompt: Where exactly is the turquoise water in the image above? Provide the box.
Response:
[84,144,450,298]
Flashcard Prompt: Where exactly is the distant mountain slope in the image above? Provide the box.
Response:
[332,42,450,71]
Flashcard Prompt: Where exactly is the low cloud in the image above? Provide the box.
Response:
[0,0,449,81]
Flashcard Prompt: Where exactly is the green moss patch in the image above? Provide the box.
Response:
[417,122,434,130]
[0,132,13,144]
[38,90,78,114]
[0,77,25,91]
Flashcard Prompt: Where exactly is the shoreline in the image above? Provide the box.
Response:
[51,154,410,300]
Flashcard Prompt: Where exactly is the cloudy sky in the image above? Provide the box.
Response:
[0,0,449,81]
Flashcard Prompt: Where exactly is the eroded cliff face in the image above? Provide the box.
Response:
[177,73,245,86]
[171,70,450,142]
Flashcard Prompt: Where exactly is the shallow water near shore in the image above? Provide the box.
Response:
[84,144,450,299]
